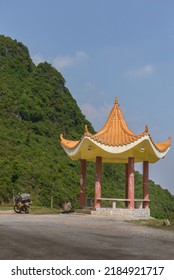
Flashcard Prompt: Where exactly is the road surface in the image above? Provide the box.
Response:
[0,213,174,260]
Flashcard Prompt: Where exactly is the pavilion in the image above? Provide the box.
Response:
[60,97,171,217]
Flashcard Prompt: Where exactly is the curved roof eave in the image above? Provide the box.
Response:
[61,134,170,163]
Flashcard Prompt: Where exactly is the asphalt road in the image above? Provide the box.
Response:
[0,213,174,260]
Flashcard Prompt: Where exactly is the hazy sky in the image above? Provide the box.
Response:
[1,0,174,194]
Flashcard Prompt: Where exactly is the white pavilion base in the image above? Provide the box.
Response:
[91,208,151,219]
[75,207,151,219]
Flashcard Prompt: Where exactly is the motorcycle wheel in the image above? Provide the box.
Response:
[14,205,21,213]
[24,207,29,214]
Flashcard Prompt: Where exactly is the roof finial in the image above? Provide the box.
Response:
[60,133,63,140]
[85,124,88,134]
[145,124,148,133]
[115,97,118,105]
[84,124,91,135]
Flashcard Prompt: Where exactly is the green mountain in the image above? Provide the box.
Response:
[0,34,174,218]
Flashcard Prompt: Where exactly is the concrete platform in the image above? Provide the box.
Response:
[75,207,151,219]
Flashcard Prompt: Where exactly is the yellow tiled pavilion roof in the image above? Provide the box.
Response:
[89,97,146,146]
[60,97,171,163]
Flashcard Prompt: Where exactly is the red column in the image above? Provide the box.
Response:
[95,156,102,208]
[80,159,86,208]
[127,157,134,209]
[143,161,149,208]
[125,163,128,208]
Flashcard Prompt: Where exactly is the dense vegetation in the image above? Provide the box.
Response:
[0,35,174,218]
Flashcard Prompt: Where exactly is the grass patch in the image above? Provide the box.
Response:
[0,205,13,211]
[130,217,174,231]
[29,206,62,215]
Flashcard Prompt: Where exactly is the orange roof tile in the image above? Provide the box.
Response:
[155,137,171,152]
[88,97,146,146]
[60,134,80,149]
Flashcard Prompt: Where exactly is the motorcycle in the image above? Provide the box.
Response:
[14,193,32,214]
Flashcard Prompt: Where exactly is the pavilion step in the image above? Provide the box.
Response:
[75,208,96,215]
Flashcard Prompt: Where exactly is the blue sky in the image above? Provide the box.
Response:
[1,0,174,194]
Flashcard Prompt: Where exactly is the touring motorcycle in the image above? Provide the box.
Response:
[14,193,32,214]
